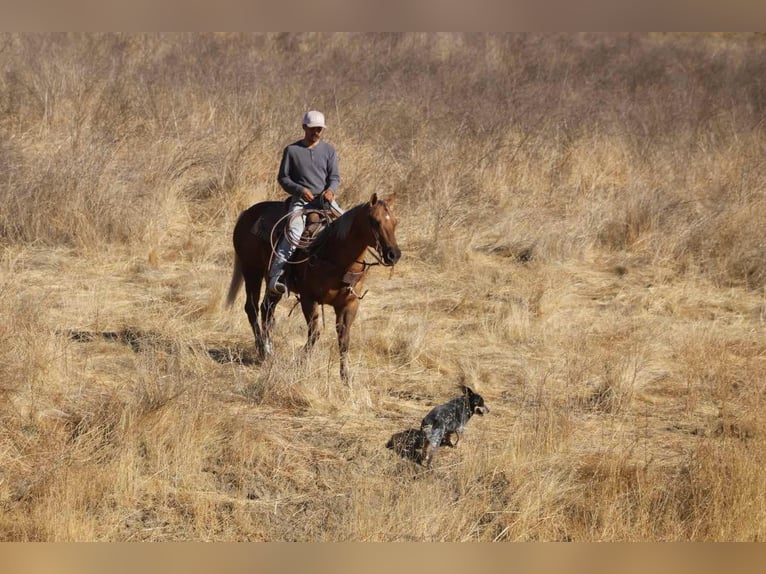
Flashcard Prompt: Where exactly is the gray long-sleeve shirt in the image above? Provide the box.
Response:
[277,139,340,199]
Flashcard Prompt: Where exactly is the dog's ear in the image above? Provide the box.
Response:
[461,385,474,397]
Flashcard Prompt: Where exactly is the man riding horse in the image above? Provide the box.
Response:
[228,110,400,380]
[268,110,345,296]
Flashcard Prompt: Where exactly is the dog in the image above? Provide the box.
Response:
[420,385,489,467]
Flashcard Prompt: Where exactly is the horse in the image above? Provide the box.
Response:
[226,193,401,381]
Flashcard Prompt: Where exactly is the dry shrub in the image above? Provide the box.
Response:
[584,354,643,415]
[365,316,430,367]
[565,453,653,540]
[239,359,312,411]
[2,33,766,541]
[0,288,53,395]
[669,439,766,540]
[677,200,766,289]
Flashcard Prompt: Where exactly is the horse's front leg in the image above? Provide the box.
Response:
[335,299,359,383]
[301,297,321,354]
[259,292,280,357]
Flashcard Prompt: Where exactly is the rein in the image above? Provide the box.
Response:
[355,249,384,269]
[348,245,396,299]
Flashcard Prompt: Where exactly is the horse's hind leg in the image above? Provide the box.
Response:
[259,291,280,357]
[243,272,269,359]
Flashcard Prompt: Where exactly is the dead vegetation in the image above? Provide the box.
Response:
[1,33,765,540]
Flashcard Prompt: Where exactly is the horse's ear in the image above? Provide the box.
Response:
[384,194,396,208]
[370,193,378,205]
[460,384,473,396]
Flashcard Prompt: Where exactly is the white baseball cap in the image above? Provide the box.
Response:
[303,110,326,128]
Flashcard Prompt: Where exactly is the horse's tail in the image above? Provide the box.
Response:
[227,253,243,308]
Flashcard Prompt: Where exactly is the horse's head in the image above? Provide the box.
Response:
[368,193,401,266]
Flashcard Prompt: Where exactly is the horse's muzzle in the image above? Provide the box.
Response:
[383,247,401,266]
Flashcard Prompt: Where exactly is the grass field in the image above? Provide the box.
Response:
[1,32,765,541]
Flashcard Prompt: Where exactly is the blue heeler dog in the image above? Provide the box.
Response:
[420,385,489,467]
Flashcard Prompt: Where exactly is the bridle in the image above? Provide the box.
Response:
[356,240,386,269]
[358,213,396,268]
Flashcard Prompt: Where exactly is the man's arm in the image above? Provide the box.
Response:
[325,147,340,193]
[277,147,307,199]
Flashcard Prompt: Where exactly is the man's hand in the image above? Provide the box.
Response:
[300,188,314,202]
[322,189,335,203]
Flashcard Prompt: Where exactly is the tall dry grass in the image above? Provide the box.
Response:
[1,33,765,540]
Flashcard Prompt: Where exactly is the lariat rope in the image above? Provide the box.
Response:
[269,207,334,265]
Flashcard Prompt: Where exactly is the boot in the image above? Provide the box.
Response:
[267,238,294,295]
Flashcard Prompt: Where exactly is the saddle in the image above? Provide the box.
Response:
[250,196,339,246]
[302,206,337,244]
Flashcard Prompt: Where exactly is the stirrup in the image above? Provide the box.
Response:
[268,273,287,295]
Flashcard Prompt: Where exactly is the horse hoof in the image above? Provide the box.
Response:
[257,340,273,359]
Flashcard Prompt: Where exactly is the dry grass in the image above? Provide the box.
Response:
[1,32,766,541]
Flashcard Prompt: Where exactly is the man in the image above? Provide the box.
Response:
[268,110,343,295]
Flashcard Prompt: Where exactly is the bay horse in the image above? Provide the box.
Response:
[226,193,401,381]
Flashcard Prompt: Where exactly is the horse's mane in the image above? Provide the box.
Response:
[306,199,386,257]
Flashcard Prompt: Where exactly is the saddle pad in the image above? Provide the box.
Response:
[250,218,272,241]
